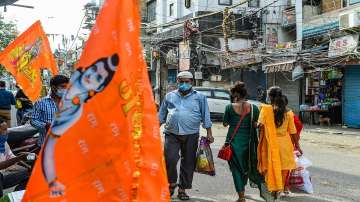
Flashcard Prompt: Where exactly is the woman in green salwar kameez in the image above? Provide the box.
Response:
[223,82,260,202]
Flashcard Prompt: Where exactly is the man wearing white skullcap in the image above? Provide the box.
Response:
[159,71,213,200]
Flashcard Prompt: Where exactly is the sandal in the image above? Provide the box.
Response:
[236,198,246,202]
[169,184,177,196]
[177,191,190,201]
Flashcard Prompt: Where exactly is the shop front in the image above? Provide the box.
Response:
[343,66,360,128]
[264,60,301,114]
[300,68,343,125]
[300,33,360,127]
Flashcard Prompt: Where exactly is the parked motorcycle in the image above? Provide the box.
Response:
[7,124,39,155]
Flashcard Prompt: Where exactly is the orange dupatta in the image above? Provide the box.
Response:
[257,104,283,192]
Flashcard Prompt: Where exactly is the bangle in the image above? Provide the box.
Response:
[48,177,58,187]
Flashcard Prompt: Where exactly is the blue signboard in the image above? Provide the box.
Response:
[302,21,339,38]
[350,0,360,5]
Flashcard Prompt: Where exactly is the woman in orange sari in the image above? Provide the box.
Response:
[257,86,301,199]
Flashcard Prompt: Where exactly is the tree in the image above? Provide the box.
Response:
[0,15,18,76]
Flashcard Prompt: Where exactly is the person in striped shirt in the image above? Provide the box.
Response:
[30,75,69,149]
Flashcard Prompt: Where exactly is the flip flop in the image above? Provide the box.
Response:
[177,192,190,201]
[169,184,177,197]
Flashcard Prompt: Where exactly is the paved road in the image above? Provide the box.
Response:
[167,123,360,202]
[9,108,360,201]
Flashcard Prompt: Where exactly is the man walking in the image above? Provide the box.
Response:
[159,71,213,201]
[0,81,15,127]
[31,75,69,149]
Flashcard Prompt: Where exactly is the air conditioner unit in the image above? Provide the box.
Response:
[339,12,360,30]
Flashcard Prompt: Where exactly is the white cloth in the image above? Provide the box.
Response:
[8,190,25,202]
[0,142,16,162]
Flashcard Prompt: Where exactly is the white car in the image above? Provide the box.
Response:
[194,87,262,120]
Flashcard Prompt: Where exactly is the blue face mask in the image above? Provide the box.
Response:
[178,83,192,92]
[56,88,67,98]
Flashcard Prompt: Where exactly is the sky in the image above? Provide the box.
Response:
[1,0,92,49]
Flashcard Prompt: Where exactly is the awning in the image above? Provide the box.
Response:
[264,60,295,73]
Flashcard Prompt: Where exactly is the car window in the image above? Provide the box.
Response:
[197,90,212,98]
[214,91,230,100]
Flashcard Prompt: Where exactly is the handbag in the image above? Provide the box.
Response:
[218,104,248,161]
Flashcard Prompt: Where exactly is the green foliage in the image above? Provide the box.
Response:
[0,16,18,77]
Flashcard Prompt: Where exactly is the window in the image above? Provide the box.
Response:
[197,90,212,98]
[169,3,174,16]
[214,91,230,100]
[185,0,191,8]
[248,0,259,7]
[147,0,156,22]
[218,0,232,6]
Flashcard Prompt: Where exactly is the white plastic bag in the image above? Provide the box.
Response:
[300,169,314,194]
[289,154,314,194]
[297,155,312,168]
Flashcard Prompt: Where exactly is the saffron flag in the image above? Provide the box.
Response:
[0,21,58,101]
[22,0,169,201]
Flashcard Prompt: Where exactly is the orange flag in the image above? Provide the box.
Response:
[23,0,169,202]
[0,21,58,101]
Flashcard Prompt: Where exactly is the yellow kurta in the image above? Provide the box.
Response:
[257,104,297,192]
[276,111,297,170]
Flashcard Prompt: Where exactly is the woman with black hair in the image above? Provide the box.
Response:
[257,86,299,198]
[223,82,260,202]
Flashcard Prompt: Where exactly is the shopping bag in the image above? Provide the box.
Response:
[195,136,215,176]
[15,99,22,109]
[289,153,314,194]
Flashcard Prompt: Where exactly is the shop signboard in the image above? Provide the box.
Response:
[350,0,360,5]
[264,60,295,73]
[328,34,359,57]
[303,21,339,38]
[179,41,190,71]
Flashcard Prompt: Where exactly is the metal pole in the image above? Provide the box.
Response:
[296,0,303,50]
[197,33,202,86]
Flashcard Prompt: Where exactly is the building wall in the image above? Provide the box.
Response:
[196,0,248,12]
[156,0,251,26]
[261,0,293,47]
[302,2,360,39]
[260,0,289,24]
[218,38,252,51]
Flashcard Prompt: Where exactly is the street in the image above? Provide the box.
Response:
[167,123,360,202]
[10,102,360,202]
